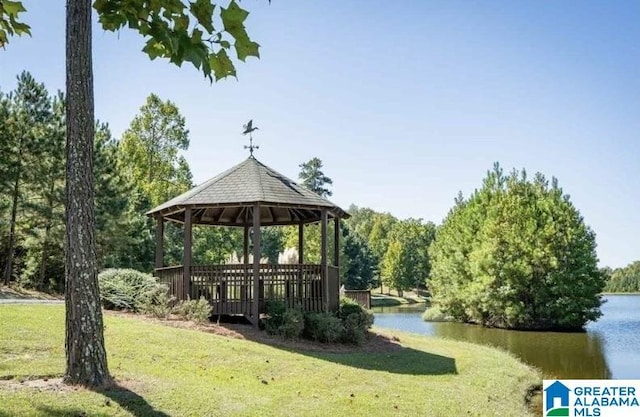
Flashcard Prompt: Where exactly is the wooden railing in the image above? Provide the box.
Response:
[343,290,371,309]
[189,264,325,315]
[155,264,339,316]
[154,265,184,300]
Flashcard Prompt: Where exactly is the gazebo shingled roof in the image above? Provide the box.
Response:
[146,156,349,226]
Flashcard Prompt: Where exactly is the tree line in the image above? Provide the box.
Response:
[0,71,436,295]
[603,261,640,293]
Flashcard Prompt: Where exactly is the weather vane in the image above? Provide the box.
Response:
[242,119,260,156]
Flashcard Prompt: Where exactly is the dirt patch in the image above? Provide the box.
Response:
[0,375,147,393]
[105,310,405,354]
[0,377,72,392]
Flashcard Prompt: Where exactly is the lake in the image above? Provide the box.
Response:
[372,295,640,379]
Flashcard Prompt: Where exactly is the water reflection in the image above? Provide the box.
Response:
[430,322,610,379]
[372,295,640,379]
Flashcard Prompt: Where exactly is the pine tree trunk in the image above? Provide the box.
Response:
[38,215,52,291]
[3,148,22,286]
[64,0,111,387]
[37,178,56,290]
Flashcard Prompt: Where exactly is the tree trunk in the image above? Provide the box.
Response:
[38,210,52,291]
[64,0,111,387]
[3,146,22,286]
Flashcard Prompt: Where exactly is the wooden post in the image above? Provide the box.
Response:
[243,225,250,265]
[298,222,304,302]
[298,223,304,264]
[252,203,261,326]
[243,224,249,313]
[183,206,192,300]
[155,215,164,269]
[333,217,340,267]
[321,209,328,311]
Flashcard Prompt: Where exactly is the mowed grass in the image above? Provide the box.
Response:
[0,305,540,417]
[370,290,428,307]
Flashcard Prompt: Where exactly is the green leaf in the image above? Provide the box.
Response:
[142,39,166,60]
[209,49,236,81]
[220,1,249,26]
[189,0,214,33]
[1,0,27,18]
[235,40,259,62]
[220,0,250,41]
[10,19,30,36]
[174,14,189,32]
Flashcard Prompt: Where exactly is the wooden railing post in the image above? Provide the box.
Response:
[155,215,164,269]
[252,203,261,326]
[321,209,328,311]
[183,207,192,300]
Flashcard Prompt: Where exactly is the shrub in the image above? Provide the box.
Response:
[304,312,343,343]
[142,286,177,319]
[422,305,452,322]
[337,298,374,345]
[98,268,161,312]
[265,300,287,334]
[280,309,305,339]
[174,297,212,324]
[265,301,304,339]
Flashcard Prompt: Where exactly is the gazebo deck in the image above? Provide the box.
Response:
[155,263,340,317]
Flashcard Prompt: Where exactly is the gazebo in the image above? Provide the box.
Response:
[147,156,349,325]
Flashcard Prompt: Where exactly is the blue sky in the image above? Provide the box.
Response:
[1,1,638,268]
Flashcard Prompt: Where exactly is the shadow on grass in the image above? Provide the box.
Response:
[0,286,59,300]
[96,384,171,417]
[0,377,168,417]
[34,405,112,417]
[215,317,457,376]
[0,289,32,300]
[305,344,456,375]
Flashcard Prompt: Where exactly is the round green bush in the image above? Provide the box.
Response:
[98,268,162,312]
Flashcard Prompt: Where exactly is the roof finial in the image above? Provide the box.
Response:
[242,119,260,157]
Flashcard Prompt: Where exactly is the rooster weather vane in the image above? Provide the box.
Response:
[243,120,259,156]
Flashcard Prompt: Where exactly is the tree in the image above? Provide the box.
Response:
[605,261,640,292]
[118,94,192,207]
[298,157,333,198]
[381,219,435,295]
[381,239,403,295]
[1,71,53,286]
[94,122,137,269]
[341,224,376,290]
[429,164,605,330]
[2,0,261,387]
[20,90,66,291]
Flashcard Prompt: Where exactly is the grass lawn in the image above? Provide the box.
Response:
[370,289,428,307]
[0,305,540,417]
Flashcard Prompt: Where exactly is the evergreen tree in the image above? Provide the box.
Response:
[341,224,376,290]
[0,71,53,285]
[298,157,333,198]
[429,164,605,330]
[94,122,138,270]
[20,90,65,290]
